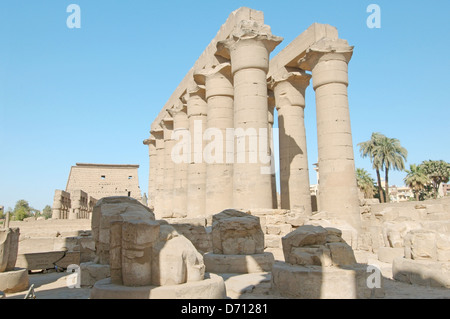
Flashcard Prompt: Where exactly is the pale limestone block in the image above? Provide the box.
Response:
[326,242,357,266]
[212,210,264,255]
[152,225,205,286]
[92,196,155,265]
[437,234,450,262]
[393,257,450,288]
[0,228,20,272]
[282,225,327,262]
[203,252,274,273]
[404,229,438,261]
[377,247,404,263]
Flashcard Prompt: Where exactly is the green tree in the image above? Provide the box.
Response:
[376,135,408,203]
[42,205,53,219]
[404,164,429,201]
[420,160,450,198]
[13,199,32,221]
[356,168,376,199]
[358,132,385,202]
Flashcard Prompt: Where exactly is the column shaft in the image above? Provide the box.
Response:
[196,63,234,216]
[299,39,361,231]
[271,69,312,214]
[218,22,282,210]
[185,83,208,218]
[153,130,165,218]
[161,117,174,218]
[170,103,189,218]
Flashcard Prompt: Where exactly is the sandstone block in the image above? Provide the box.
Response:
[0,228,20,272]
[203,252,274,273]
[282,225,327,262]
[271,262,385,299]
[404,229,438,261]
[326,242,357,266]
[393,257,450,288]
[212,209,264,255]
[152,225,205,286]
[377,247,404,263]
[92,196,155,265]
[80,262,111,287]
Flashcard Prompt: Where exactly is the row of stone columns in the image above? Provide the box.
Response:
[145,22,360,231]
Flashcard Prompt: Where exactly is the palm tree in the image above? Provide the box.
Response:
[358,133,385,202]
[356,168,376,199]
[376,136,408,203]
[404,164,429,201]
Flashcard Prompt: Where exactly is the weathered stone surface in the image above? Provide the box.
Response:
[15,251,80,271]
[80,262,111,287]
[377,247,404,264]
[92,196,155,265]
[326,242,357,266]
[0,228,19,272]
[282,225,357,267]
[282,225,327,263]
[305,217,358,249]
[393,257,450,288]
[152,225,205,286]
[404,229,438,261]
[382,221,421,248]
[90,273,226,299]
[212,210,264,255]
[204,252,274,273]
[437,234,450,262]
[271,262,384,299]
[110,219,160,287]
[0,268,29,293]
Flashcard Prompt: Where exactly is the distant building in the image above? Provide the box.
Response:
[66,163,143,202]
[389,186,414,203]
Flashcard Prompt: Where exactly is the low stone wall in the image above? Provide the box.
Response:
[9,219,95,271]
[359,197,450,255]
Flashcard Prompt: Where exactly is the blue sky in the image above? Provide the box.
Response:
[0,1,449,211]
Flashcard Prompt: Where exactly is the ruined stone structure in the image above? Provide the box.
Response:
[86,197,226,299]
[204,209,274,273]
[66,163,143,202]
[0,223,29,293]
[51,189,97,220]
[143,8,360,233]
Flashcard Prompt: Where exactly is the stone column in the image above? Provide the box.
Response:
[299,39,361,231]
[269,68,312,214]
[153,128,165,218]
[268,91,278,209]
[195,62,234,216]
[168,100,189,218]
[161,116,175,218]
[184,81,208,218]
[217,20,283,210]
[143,134,157,210]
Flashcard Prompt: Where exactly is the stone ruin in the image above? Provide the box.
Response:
[0,216,29,293]
[52,189,97,220]
[271,225,384,299]
[84,197,226,299]
[204,209,274,274]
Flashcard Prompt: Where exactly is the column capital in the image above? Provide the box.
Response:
[167,99,187,117]
[194,62,233,99]
[217,20,283,74]
[269,67,311,110]
[297,38,354,71]
[268,67,311,91]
